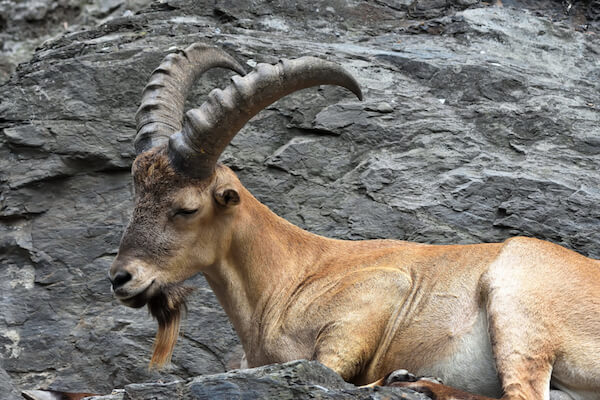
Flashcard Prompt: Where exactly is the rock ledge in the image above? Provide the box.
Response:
[88,360,429,400]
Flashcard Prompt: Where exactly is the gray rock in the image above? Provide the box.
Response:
[549,390,577,400]
[0,0,156,84]
[120,360,429,400]
[123,381,184,400]
[376,102,394,113]
[0,366,21,400]
[1,0,599,399]
[85,389,125,400]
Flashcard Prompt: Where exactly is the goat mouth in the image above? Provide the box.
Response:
[120,291,149,308]
[118,279,156,308]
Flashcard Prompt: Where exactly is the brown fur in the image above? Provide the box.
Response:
[147,284,194,368]
[132,147,207,194]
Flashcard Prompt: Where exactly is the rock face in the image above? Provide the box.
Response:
[0,0,599,398]
[0,0,155,84]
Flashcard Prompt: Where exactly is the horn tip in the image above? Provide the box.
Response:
[354,87,364,101]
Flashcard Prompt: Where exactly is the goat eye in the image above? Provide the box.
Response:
[174,208,198,217]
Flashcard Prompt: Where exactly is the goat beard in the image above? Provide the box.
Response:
[147,284,194,369]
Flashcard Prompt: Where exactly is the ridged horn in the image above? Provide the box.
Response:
[134,43,246,154]
[168,57,363,178]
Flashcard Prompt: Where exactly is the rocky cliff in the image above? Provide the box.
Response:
[0,0,599,398]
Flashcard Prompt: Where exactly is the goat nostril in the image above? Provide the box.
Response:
[112,271,133,290]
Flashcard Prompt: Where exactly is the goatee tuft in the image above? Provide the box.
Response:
[147,284,194,369]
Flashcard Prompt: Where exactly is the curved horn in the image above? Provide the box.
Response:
[134,43,246,154]
[168,57,363,178]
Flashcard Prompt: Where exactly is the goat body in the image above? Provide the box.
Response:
[202,167,600,400]
[109,44,600,400]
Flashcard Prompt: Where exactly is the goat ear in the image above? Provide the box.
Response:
[214,187,240,207]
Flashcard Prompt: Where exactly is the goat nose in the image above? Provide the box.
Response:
[111,270,132,290]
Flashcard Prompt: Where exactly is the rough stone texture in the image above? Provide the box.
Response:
[0,0,155,84]
[0,365,21,399]
[0,0,599,398]
[95,360,428,400]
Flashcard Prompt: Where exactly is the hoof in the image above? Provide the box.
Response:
[385,369,417,384]
[384,369,443,385]
[22,389,99,400]
[418,376,444,385]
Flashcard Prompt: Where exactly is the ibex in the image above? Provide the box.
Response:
[109,43,600,400]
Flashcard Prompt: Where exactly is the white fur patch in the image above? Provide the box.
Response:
[415,308,503,397]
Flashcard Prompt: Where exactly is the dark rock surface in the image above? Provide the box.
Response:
[0,0,155,84]
[86,360,428,400]
[0,0,599,399]
[0,366,21,399]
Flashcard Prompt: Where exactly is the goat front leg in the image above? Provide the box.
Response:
[388,379,496,400]
[384,369,496,400]
[313,338,370,382]
[486,284,556,400]
[312,320,381,382]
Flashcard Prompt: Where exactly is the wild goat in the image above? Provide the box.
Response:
[109,43,600,400]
